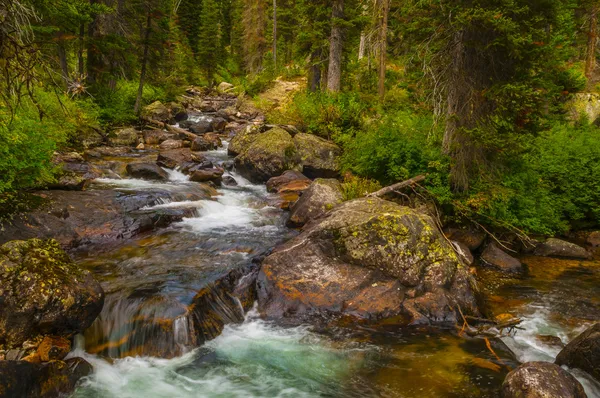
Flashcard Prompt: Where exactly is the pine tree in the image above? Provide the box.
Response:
[197,0,223,85]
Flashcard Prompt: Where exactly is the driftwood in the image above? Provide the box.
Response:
[367,175,426,198]
[264,124,302,136]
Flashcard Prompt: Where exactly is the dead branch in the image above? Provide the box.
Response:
[367,175,426,198]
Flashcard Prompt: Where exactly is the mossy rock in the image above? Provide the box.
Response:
[293,133,342,179]
[234,127,301,183]
[141,101,170,123]
[0,239,104,347]
[258,197,479,326]
[227,124,263,157]
[287,178,343,227]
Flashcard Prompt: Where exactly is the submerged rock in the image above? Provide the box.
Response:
[501,362,587,398]
[234,127,301,183]
[481,242,523,273]
[293,133,342,179]
[556,323,600,381]
[0,357,92,398]
[0,239,104,347]
[126,163,169,181]
[534,238,592,260]
[258,197,479,326]
[287,178,343,227]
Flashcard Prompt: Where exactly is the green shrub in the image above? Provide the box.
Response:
[340,175,382,201]
[95,81,166,126]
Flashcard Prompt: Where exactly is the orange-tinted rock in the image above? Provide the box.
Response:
[481,243,523,273]
[37,336,71,362]
[266,170,310,193]
[502,362,586,398]
[446,228,487,251]
[287,179,343,227]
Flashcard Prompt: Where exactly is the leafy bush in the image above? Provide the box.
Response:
[340,175,382,201]
[95,81,166,126]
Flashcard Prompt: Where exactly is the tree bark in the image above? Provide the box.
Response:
[57,37,69,88]
[134,13,152,115]
[308,50,322,92]
[377,0,389,101]
[358,31,366,60]
[586,5,599,81]
[367,175,426,198]
[327,0,344,92]
[78,22,85,76]
[273,0,277,71]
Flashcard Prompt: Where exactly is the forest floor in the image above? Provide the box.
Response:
[254,77,306,113]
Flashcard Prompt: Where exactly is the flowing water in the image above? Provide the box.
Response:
[67,143,600,397]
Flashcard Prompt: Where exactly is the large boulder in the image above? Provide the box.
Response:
[0,357,92,398]
[287,178,343,227]
[126,163,169,181]
[143,130,173,145]
[191,136,218,152]
[258,198,479,326]
[157,148,205,170]
[108,128,139,147]
[293,133,342,179]
[141,101,170,123]
[501,362,587,398]
[234,127,301,183]
[567,92,600,124]
[534,238,592,260]
[228,124,263,157]
[445,228,487,251]
[555,323,600,381]
[266,170,310,193]
[481,242,523,273]
[0,239,104,347]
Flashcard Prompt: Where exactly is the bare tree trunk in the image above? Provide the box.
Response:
[377,0,389,101]
[273,0,277,71]
[327,0,344,92]
[134,13,152,115]
[78,22,85,75]
[308,50,322,92]
[586,5,599,82]
[57,38,69,88]
[358,31,366,60]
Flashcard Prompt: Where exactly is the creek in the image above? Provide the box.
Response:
[65,143,600,398]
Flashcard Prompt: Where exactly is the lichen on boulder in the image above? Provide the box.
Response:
[258,197,479,326]
[0,239,105,347]
[293,133,342,179]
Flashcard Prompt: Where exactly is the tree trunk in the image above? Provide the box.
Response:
[134,13,152,115]
[273,0,277,71]
[326,0,344,92]
[358,31,366,60]
[78,22,85,76]
[377,0,389,101]
[586,5,599,82]
[86,0,101,85]
[57,38,69,88]
[308,51,322,92]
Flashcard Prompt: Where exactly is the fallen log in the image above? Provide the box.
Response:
[367,175,426,198]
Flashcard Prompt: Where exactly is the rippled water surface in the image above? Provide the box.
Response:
[69,144,600,398]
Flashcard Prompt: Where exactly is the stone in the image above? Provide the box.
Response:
[258,197,479,326]
[222,176,238,186]
[217,82,235,94]
[143,129,173,145]
[37,336,71,362]
[266,170,310,193]
[587,231,600,247]
[445,228,487,251]
[157,148,204,169]
[126,163,169,181]
[481,242,523,273]
[234,127,301,183]
[452,240,474,266]
[537,335,565,349]
[534,238,592,260]
[141,101,170,123]
[108,128,139,147]
[159,139,184,150]
[190,168,224,185]
[0,239,104,347]
[191,136,217,152]
[228,124,263,157]
[287,179,343,228]
[0,357,92,398]
[501,362,586,398]
[567,92,600,124]
[556,323,600,381]
[293,133,342,179]
[210,117,227,133]
[185,120,212,135]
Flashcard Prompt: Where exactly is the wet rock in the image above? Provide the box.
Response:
[258,197,479,326]
[0,239,104,347]
[537,335,565,349]
[141,101,170,123]
[587,231,600,247]
[534,238,592,260]
[222,176,238,186]
[5,349,25,361]
[445,228,487,251]
[181,160,214,174]
[211,117,227,133]
[126,163,169,181]
[108,128,139,147]
[0,357,93,398]
[293,133,342,179]
[169,102,188,122]
[50,153,103,191]
[85,146,132,158]
[184,120,212,135]
[266,170,310,193]
[287,179,343,228]
[234,127,301,183]
[159,139,184,150]
[0,190,188,249]
[228,124,263,157]
[556,323,600,380]
[157,148,205,169]
[190,168,224,185]
[481,242,523,273]
[501,362,586,398]
[143,129,173,145]
[191,136,218,152]
[452,240,474,266]
[204,132,223,148]
[36,336,71,362]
